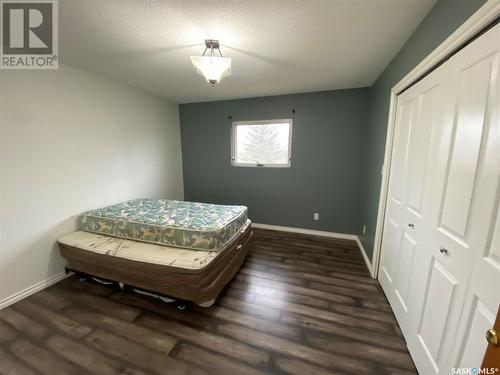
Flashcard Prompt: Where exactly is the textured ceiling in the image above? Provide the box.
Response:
[59,0,436,103]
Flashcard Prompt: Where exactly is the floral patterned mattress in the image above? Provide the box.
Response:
[79,199,249,251]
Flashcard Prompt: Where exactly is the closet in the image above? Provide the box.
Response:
[378,22,500,374]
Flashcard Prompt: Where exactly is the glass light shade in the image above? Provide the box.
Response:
[190,55,231,85]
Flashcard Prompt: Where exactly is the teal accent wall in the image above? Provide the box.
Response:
[359,0,487,259]
[180,89,371,234]
[179,0,486,256]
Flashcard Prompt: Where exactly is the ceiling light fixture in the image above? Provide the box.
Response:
[191,39,231,87]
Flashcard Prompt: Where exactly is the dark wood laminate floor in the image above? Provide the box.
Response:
[0,228,417,375]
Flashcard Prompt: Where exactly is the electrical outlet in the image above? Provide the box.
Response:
[362,225,366,235]
[314,213,319,221]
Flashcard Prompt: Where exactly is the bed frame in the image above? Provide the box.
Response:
[58,225,252,306]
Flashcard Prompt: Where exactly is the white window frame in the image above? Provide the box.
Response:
[231,119,293,168]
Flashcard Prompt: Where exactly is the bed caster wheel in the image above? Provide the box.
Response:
[78,274,88,282]
[198,299,215,308]
[177,304,187,311]
[74,271,89,282]
[159,296,175,304]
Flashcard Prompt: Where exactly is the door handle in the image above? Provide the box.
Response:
[439,247,449,255]
[486,329,499,346]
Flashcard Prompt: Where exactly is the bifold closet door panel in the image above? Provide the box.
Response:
[379,22,500,375]
[378,61,447,337]
[448,22,500,371]
[409,22,500,375]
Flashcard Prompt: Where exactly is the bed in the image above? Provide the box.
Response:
[58,199,252,306]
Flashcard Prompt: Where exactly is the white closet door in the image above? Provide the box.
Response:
[379,22,500,375]
[449,23,500,371]
[378,62,447,337]
[408,22,500,374]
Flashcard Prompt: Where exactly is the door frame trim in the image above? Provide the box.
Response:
[372,0,500,278]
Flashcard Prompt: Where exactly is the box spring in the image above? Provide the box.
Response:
[57,224,252,305]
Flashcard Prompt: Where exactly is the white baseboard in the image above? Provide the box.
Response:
[355,237,375,278]
[0,271,69,310]
[252,222,358,241]
[252,222,375,278]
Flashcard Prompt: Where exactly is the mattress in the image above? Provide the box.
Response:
[79,199,248,251]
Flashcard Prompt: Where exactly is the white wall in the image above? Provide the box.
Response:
[0,64,184,307]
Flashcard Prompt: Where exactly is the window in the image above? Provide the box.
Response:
[232,119,292,167]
